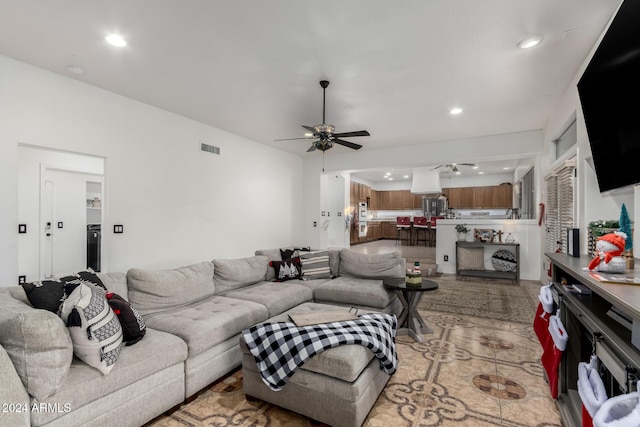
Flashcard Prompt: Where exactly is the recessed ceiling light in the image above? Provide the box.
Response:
[503,167,511,170]
[388,177,394,181]
[106,34,127,47]
[478,171,485,175]
[403,175,409,179]
[450,107,463,115]
[455,171,461,175]
[472,165,479,169]
[66,65,84,75]
[518,36,543,49]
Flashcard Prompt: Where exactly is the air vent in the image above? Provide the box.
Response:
[200,142,220,155]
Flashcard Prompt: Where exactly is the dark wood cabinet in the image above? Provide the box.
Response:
[445,185,512,209]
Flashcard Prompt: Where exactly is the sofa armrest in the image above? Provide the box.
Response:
[0,344,30,426]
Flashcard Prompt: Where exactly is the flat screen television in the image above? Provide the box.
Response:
[577,0,640,193]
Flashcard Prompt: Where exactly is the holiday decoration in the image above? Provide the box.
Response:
[619,203,634,269]
[592,391,640,427]
[533,284,554,348]
[588,231,628,274]
[578,356,607,427]
[541,315,568,399]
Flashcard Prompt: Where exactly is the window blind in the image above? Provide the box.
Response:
[545,163,575,253]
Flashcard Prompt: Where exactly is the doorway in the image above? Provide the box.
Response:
[18,145,105,281]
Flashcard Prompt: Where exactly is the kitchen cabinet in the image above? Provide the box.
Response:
[444,185,512,209]
[389,191,403,210]
[401,190,422,209]
[492,185,513,208]
[367,222,381,241]
[369,190,378,210]
[381,221,397,239]
[378,191,391,210]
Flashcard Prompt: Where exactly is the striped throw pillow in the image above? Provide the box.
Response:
[300,251,332,280]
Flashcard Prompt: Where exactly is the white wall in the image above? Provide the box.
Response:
[0,55,303,286]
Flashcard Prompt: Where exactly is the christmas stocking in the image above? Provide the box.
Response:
[593,392,640,427]
[541,315,568,399]
[578,356,608,427]
[534,284,554,347]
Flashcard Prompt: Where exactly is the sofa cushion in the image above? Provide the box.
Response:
[106,292,146,345]
[300,251,332,280]
[60,283,123,375]
[271,258,302,282]
[30,328,187,427]
[214,256,269,294]
[314,276,396,310]
[97,271,128,300]
[127,261,215,316]
[144,296,268,358]
[338,249,404,279]
[255,249,281,281]
[0,289,74,401]
[223,281,313,317]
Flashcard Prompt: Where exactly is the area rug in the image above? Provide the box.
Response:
[417,274,539,324]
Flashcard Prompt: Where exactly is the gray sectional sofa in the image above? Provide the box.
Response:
[0,248,405,427]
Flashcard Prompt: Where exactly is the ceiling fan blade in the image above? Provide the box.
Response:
[301,125,316,134]
[274,137,314,141]
[333,138,362,150]
[458,163,477,167]
[332,130,370,138]
[433,164,445,169]
[306,143,317,152]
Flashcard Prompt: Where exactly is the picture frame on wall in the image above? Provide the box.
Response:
[474,229,494,242]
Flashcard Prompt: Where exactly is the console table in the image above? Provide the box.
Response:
[547,253,640,427]
[456,241,519,284]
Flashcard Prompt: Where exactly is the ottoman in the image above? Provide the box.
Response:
[240,302,393,427]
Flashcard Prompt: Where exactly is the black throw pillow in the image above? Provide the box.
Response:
[280,248,299,260]
[105,292,146,345]
[21,277,71,313]
[270,258,302,282]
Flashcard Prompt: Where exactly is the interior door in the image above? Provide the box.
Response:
[40,169,98,277]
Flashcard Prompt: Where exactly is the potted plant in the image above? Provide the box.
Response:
[455,224,470,241]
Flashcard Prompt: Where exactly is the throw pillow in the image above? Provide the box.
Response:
[270,258,302,282]
[279,248,299,260]
[59,283,123,375]
[300,251,332,280]
[21,278,68,313]
[457,247,485,270]
[21,269,107,314]
[492,249,517,272]
[105,292,146,345]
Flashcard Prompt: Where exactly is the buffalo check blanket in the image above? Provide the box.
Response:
[242,313,398,391]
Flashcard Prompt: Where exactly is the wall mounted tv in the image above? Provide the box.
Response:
[577,0,640,193]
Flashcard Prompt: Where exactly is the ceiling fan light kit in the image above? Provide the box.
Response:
[275,80,370,153]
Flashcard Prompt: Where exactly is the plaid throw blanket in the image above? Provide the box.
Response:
[242,313,398,391]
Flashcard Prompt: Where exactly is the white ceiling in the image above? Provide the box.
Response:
[0,0,621,177]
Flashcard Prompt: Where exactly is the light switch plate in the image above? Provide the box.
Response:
[114,225,124,234]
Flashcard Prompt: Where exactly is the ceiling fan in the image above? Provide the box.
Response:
[275,80,370,152]
[433,163,477,173]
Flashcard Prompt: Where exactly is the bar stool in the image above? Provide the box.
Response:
[396,216,411,246]
[428,216,444,246]
[413,216,429,246]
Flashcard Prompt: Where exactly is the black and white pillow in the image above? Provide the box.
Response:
[59,283,123,375]
[271,258,302,282]
[280,248,299,260]
[492,249,517,272]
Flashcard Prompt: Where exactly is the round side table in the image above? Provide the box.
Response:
[383,277,438,343]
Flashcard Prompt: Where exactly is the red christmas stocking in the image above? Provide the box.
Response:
[541,315,568,399]
[578,356,607,427]
[533,284,554,347]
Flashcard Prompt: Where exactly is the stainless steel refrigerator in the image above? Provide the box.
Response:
[423,197,446,216]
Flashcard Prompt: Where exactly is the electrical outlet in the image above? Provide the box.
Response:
[444,255,449,262]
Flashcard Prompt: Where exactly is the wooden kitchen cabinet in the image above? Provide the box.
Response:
[367,222,381,241]
[473,186,493,208]
[378,191,391,210]
[492,185,513,208]
[389,191,403,210]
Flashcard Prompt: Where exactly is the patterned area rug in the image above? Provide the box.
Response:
[416,274,539,324]
[147,307,560,427]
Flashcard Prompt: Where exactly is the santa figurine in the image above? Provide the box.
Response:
[588,231,628,274]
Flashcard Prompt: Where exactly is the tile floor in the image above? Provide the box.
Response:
[149,244,563,426]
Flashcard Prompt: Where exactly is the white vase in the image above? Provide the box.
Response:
[457,232,468,241]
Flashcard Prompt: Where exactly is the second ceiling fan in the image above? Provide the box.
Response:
[276,80,370,152]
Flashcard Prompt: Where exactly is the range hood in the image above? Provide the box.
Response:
[410,168,442,195]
